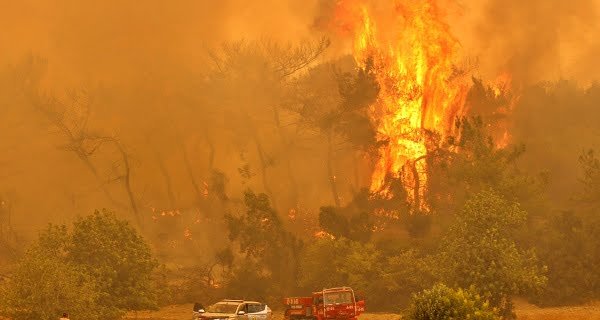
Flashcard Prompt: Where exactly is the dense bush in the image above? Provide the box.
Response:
[0,243,109,320]
[69,211,159,310]
[299,238,436,310]
[534,210,600,305]
[440,189,546,319]
[0,210,158,320]
[532,150,600,305]
[224,190,302,303]
[405,284,500,320]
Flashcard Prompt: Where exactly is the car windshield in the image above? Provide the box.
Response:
[324,291,353,305]
[206,302,239,314]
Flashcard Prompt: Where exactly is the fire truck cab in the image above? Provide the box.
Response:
[284,287,365,320]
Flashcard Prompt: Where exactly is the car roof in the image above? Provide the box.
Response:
[323,287,353,292]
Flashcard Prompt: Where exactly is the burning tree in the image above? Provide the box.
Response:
[332,0,471,211]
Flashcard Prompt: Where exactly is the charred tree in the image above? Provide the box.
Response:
[30,90,142,227]
[155,151,177,209]
[272,105,300,211]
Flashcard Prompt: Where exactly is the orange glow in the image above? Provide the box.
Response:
[335,0,470,211]
[492,72,513,98]
[202,181,209,197]
[491,72,519,148]
[314,230,335,239]
[288,208,297,220]
[184,228,192,240]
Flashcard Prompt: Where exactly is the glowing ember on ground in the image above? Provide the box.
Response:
[183,228,192,240]
[314,230,335,239]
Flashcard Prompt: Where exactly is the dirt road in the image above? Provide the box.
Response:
[124,301,600,320]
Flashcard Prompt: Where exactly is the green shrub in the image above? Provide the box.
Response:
[440,189,546,318]
[0,230,118,320]
[405,284,500,320]
[69,210,159,311]
[0,210,158,320]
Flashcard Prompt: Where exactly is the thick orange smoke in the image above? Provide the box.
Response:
[333,0,470,211]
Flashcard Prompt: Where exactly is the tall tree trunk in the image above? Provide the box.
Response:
[242,112,276,204]
[409,155,427,212]
[155,152,176,209]
[272,106,299,210]
[253,134,276,207]
[112,139,141,228]
[327,129,341,207]
[181,142,206,206]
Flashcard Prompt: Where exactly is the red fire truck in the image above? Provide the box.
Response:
[283,287,365,320]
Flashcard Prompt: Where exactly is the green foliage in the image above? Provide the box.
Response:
[165,263,222,305]
[224,261,271,302]
[0,228,115,320]
[0,210,158,320]
[404,284,500,320]
[318,206,373,242]
[69,210,159,310]
[533,150,600,305]
[534,210,600,305]
[440,189,546,319]
[379,250,439,308]
[333,58,380,151]
[405,212,432,238]
[319,206,350,238]
[428,116,548,218]
[299,238,435,310]
[299,238,381,291]
[225,190,302,301]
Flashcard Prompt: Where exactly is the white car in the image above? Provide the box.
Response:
[193,299,272,320]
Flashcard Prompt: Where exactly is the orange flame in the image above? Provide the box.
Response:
[334,0,469,211]
[490,71,519,148]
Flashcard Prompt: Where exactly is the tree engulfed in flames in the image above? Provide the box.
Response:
[334,0,470,211]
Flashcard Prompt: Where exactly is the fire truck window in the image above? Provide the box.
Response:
[324,292,353,305]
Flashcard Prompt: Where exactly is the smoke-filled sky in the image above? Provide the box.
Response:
[1,0,599,240]
[455,0,600,84]
[0,0,325,88]
[2,0,599,87]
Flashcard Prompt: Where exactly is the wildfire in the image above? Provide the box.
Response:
[334,0,470,211]
[492,72,513,98]
[488,71,519,148]
[314,230,335,239]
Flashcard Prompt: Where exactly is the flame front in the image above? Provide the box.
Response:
[335,0,469,211]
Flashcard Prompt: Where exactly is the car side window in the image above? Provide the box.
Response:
[248,304,265,313]
[238,304,247,314]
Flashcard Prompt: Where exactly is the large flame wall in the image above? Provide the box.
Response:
[334,0,470,210]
